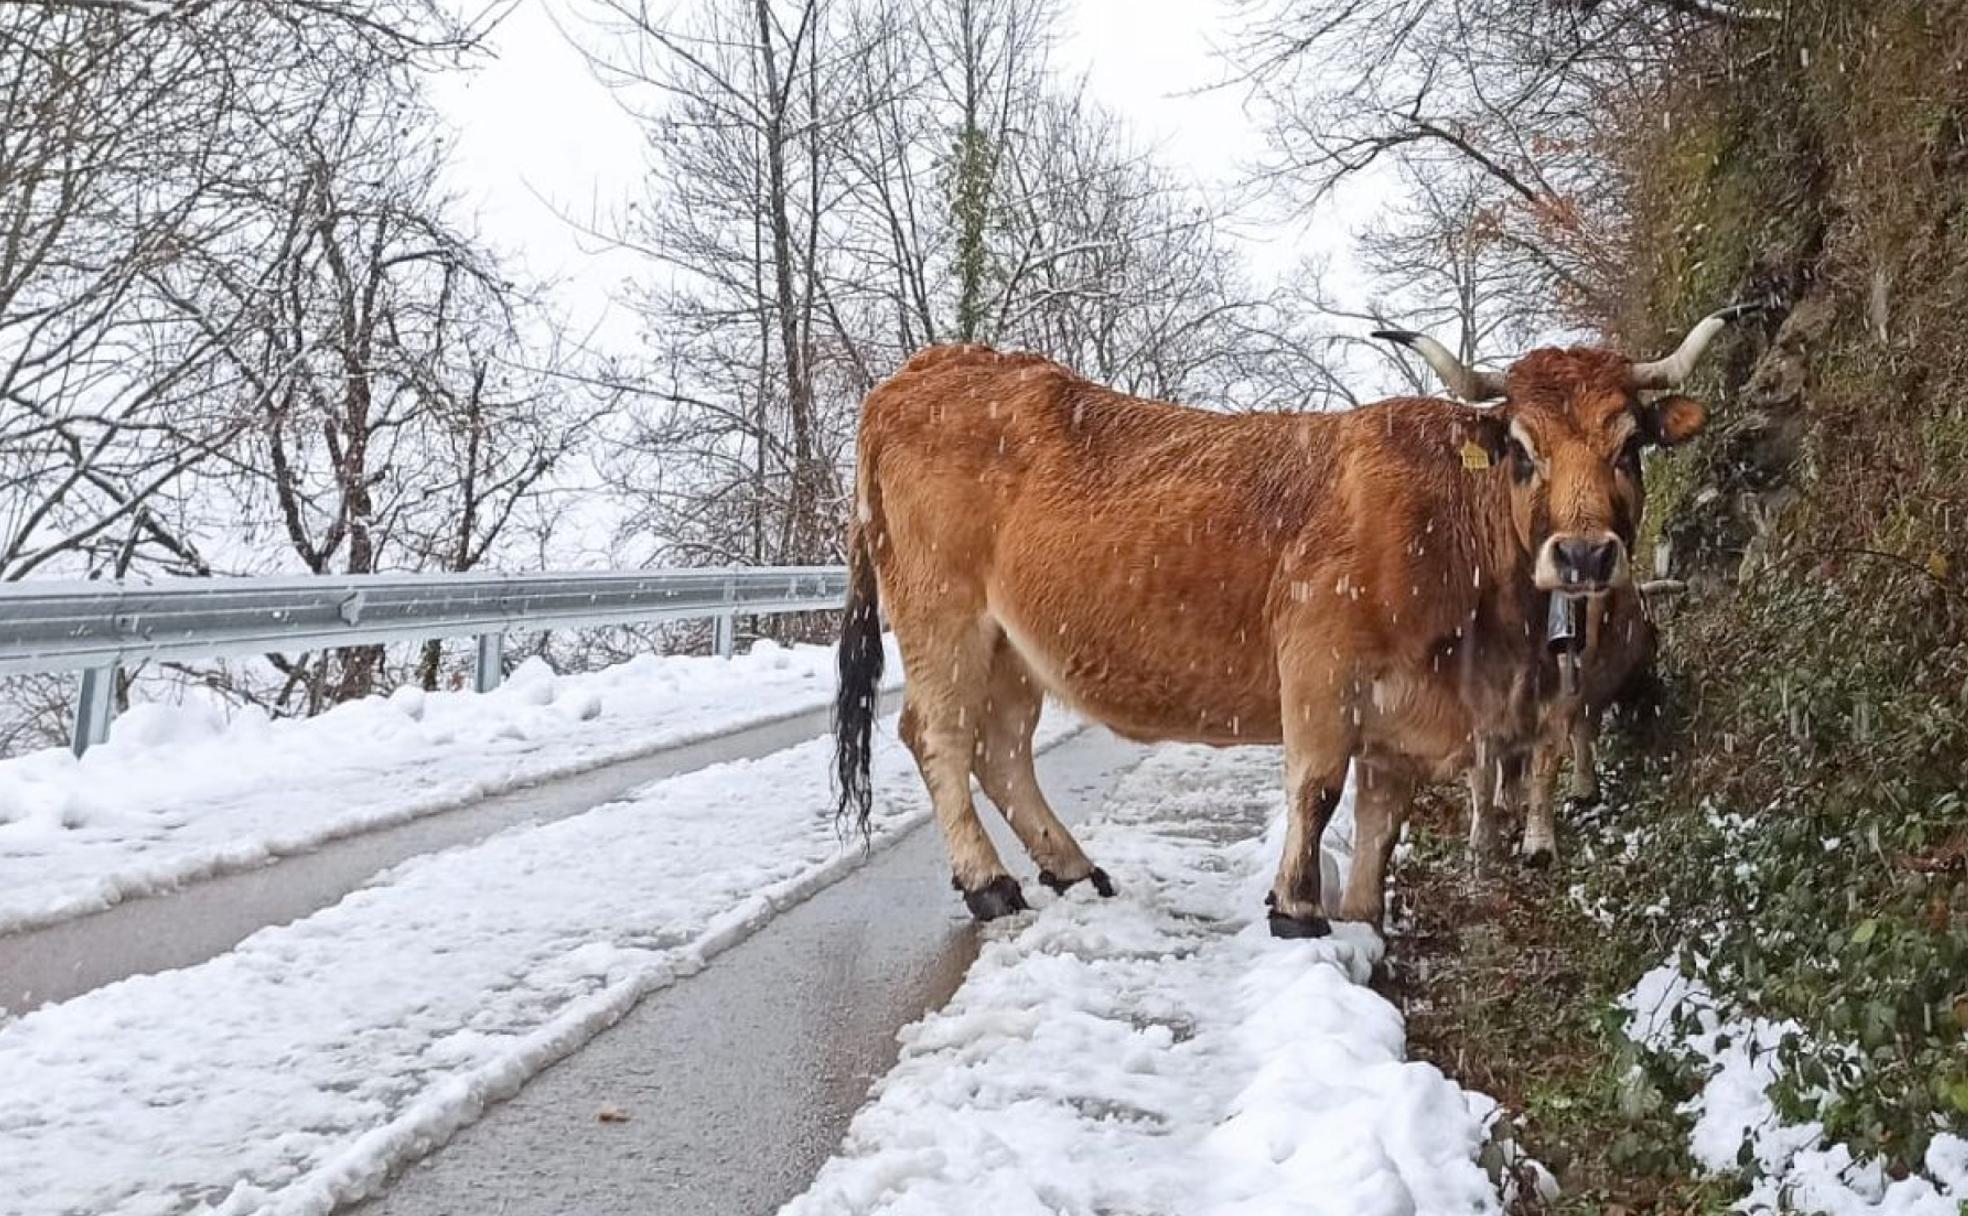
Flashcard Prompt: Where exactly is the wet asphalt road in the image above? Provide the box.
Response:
[352,727,1147,1216]
[0,703,850,1015]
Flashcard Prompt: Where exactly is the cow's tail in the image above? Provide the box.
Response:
[833,469,885,841]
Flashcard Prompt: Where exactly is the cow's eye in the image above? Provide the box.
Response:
[1507,436,1536,482]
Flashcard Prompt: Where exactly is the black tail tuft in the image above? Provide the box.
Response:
[833,525,883,841]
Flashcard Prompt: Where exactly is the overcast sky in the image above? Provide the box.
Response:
[428,0,1383,366]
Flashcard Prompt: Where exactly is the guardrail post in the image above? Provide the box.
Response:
[71,663,116,757]
[474,632,504,693]
[712,572,739,658]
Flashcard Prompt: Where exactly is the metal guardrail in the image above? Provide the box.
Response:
[0,567,849,756]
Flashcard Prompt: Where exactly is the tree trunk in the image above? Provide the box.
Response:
[754,0,823,563]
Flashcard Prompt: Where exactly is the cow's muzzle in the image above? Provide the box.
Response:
[1536,532,1628,593]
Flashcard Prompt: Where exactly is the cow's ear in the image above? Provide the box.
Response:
[1646,395,1708,447]
[1453,410,1510,471]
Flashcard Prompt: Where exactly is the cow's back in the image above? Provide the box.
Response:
[860,347,1346,743]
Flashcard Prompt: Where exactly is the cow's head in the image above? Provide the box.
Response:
[1374,306,1755,595]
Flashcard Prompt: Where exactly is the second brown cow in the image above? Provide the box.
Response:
[1473,588,1657,872]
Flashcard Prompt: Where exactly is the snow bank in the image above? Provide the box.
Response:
[0,638,895,934]
[0,710,1081,1216]
[1624,961,1968,1213]
[783,745,1505,1216]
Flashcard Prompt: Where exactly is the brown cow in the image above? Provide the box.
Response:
[833,308,1749,936]
[1478,588,1657,869]
[1519,588,1660,864]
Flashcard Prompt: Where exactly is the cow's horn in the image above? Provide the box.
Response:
[1371,330,1509,402]
[1627,300,1766,389]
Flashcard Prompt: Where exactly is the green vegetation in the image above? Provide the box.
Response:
[1397,3,1968,1200]
[1592,0,1968,1187]
[1390,793,1732,1212]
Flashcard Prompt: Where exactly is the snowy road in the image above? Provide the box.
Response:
[353,729,1147,1216]
[0,641,888,937]
[0,710,1077,1216]
[2,667,1509,1216]
[351,741,1508,1216]
[0,699,843,1014]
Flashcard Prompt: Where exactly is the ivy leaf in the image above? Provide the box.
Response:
[1852,918,1880,946]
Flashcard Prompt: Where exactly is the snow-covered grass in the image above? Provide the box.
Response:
[0,639,894,934]
[1625,961,1968,1213]
[0,709,1080,1216]
[783,745,1511,1216]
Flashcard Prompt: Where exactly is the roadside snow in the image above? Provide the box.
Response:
[782,745,1506,1216]
[1625,961,1968,1213]
[0,639,895,934]
[0,709,1081,1216]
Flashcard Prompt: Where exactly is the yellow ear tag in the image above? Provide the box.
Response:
[1460,440,1492,471]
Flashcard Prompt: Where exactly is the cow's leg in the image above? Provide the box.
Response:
[1569,713,1601,804]
[1466,738,1510,877]
[1270,763,1345,938]
[894,620,1025,920]
[1497,746,1529,851]
[1271,674,1355,939]
[1336,760,1415,928]
[973,641,1112,898]
[1521,734,1564,868]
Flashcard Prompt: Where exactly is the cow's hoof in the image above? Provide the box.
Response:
[959,874,1030,921]
[1267,909,1332,939]
[1264,895,1331,938]
[1039,865,1116,898]
[1520,844,1556,870]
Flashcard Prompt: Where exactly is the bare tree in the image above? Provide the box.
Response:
[919,0,1057,343]
[1322,161,1573,396]
[579,0,850,569]
[987,86,1271,401]
[0,0,491,584]
[175,72,583,704]
[1228,0,1759,326]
